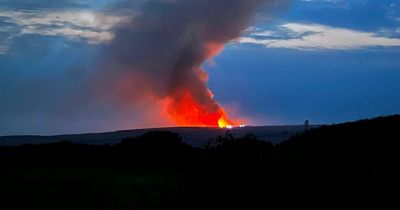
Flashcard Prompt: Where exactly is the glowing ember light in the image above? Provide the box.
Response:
[163,90,241,128]
[218,117,228,128]
[217,113,238,128]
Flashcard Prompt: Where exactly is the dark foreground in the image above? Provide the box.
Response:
[1,115,399,209]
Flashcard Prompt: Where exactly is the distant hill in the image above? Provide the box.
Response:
[0,125,314,146]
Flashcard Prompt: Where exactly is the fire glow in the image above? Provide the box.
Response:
[162,89,242,128]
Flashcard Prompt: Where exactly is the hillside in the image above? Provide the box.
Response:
[0,115,399,209]
[0,125,312,146]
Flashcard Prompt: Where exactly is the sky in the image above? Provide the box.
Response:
[1,0,400,135]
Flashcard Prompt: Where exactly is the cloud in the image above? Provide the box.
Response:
[20,26,114,44]
[0,9,131,53]
[237,23,400,50]
[0,0,106,9]
[0,31,12,54]
[299,0,350,9]
[0,45,8,54]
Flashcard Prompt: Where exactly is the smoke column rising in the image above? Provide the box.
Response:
[99,0,272,127]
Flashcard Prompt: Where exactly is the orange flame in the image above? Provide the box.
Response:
[159,42,241,128]
[162,89,240,128]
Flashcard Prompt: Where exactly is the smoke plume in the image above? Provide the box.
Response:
[98,0,274,127]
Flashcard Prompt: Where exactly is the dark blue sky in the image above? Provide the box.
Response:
[1,0,400,135]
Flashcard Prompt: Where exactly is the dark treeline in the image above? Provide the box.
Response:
[1,115,399,209]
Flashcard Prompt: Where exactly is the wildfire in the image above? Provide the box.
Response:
[217,113,234,128]
[163,89,241,128]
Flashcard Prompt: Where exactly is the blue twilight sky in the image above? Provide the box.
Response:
[1,0,400,135]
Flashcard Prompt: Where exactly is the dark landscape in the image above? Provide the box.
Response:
[0,125,314,146]
[1,115,399,209]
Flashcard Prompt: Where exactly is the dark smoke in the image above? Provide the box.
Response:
[97,0,278,125]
